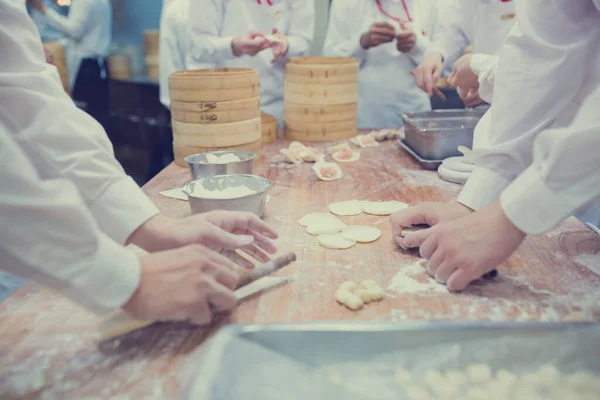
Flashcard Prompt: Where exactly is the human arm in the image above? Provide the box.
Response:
[323,0,369,64]
[186,0,234,68]
[457,0,600,211]
[31,0,93,41]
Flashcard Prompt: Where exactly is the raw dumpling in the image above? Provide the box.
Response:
[327,142,352,155]
[301,147,325,162]
[342,226,382,243]
[329,200,362,216]
[280,148,303,164]
[361,200,408,215]
[350,134,379,148]
[313,161,342,181]
[317,233,356,249]
[332,147,360,163]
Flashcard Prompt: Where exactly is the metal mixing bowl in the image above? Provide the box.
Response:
[185,150,257,180]
[182,174,272,217]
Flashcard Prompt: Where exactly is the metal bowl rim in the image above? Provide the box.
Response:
[184,151,257,165]
[182,174,272,200]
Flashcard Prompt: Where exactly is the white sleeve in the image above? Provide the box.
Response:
[0,126,140,315]
[42,0,92,40]
[500,85,600,235]
[406,30,435,66]
[457,0,600,212]
[278,0,314,59]
[159,10,184,108]
[469,54,499,104]
[430,0,469,67]
[186,0,232,68]
[323,0,368,64]
[0,1,159,245]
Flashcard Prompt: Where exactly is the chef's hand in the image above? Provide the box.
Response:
[396,29,417,53]
[232,31,269,57]
[391,202,473,250]
[269,28,289,63]
[447,54,478,90]
[128,212,278,268]
[458,87,487,108]
[44,47,55,66]
[413,51,444,96]
[399,201,526,291]
[27,0,47,13]
[360,22,396,50]
[122,245,241,324]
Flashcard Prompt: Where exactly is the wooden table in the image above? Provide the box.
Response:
[2,139,599,399]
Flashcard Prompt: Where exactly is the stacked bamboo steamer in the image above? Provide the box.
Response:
[108,53,132,80]
[261,112,278,144]
[143,30,159,81]
[284,57,359,142]
[44,41,69,93]
[169,68,262,167]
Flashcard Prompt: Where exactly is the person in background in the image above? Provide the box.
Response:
[412,0,516,109]
[28,0,66,43]
[391,0,600,292]
[1,1,279,325]
[159,0,189,109]
[324,0,441,129]
[27,0,112,87]
[186,0,314,123]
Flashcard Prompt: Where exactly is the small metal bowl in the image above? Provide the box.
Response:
[182,174,272,217]
[184,151,257,180]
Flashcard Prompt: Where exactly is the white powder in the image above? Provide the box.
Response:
[387,260,449,295]
[574,253,600,276]
[191,185,256,199]
[204,153,242,164]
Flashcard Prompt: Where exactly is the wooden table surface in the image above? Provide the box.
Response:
[2,138,599,399]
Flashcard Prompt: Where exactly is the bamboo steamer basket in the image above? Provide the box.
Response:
[170,97,260,113]
[169,69,260,102]
[172,117,261,147]
[261,113,278,144]
[44,41,69,93]
[173,140,262,168]
[171,106,260,124]
[108,53,132,80]
[284,57,358,142]
[143,30,160,56]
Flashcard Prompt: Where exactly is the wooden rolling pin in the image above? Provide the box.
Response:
[99,253,297,340]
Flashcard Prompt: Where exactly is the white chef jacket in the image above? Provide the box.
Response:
[186,0,314,123]
[37,0,112,86]
[28,1,66,43]
[159,0,189,108]
[0,1,159,314]
[457,0,600,235]
[324,0,440,129]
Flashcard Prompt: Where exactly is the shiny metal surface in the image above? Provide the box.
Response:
[182,174,271,217]
[403,109,485,160]
[397,139,442,170]
[185,150,257,180]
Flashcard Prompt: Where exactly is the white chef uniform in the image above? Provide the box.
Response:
[159,0,189,109]
[457,0,600,235]
[324,0,441,129]
[35,0,112,86]
[0,1,159,314]
[186,0,314,123]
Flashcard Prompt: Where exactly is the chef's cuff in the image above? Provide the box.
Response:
[88,177,159,245]
[65,234,141,315]
[214,36,237,60]
[349,34,368,64]
[458,166,511,211]
[500,166,571,235]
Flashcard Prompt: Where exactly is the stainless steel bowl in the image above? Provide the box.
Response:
[182,174,272,217]
[185,150,257,180]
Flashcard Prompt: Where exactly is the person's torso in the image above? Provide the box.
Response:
[162,0,189,72]
[470,0,517,55]
[70,0,112,58]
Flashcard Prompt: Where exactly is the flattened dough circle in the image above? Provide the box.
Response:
[317,233,356,249]
[299,212,331,227]
[361,200,408,215]
[329,200,362,216]
[342,226,382,243]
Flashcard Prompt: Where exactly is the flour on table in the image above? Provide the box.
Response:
[190,185,256,199]
[204,153,242,164]
[159,188,188,201]
[388,260,449,295]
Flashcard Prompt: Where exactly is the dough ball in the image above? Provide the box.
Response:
[466,363,492,383]
[318,233,356,249]
[361,279,379,289]
[299,212,332,227]
[329,200,363,216]
[306,215,346,235]
[335,289,363,310]
[313,161,342,181]
[338,281,357,292]
[342,226,382,242]
[361,200,409,215]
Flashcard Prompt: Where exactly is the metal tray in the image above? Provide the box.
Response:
[397,139,442,170]
[403,109,485,160]
[181,322,600,400]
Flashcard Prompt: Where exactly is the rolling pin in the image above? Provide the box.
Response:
[98,252,297,340]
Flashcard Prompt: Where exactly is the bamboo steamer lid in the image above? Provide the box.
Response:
[169,68,260,102]
[284,81,358,105]
[284,119,356,142]
[108,53,132,80]
[172,117,261,147]
[144,30,160,55]
[170,97,260,113]
[173,140,262,168]
[284,102,356,123]
[261,112,278,144]
[285,57,359,85]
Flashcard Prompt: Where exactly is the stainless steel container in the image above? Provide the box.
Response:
[182,174,271,217]
[185,150,257,180]
[403,109,485,160]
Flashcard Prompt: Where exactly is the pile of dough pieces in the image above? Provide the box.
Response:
[336,280,385,310]
[203,152,242,164]
[299,199,408,250]
[395,363,600,400]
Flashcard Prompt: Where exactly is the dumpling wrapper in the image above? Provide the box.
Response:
[299,212,332,227]
[332,148,360,163]
[159,188,188,201]
[306,215,346,235]
[342,226,382,243]
[361,200,409,215]
[301,147,325,163]
[280,148,303,164]
[313,161,342,181]
[327,143,352,155]
[318,233,356,249]
[329,200,362,216]
[289,141,306,151]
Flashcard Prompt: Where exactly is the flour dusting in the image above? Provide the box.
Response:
[387,260,449,295]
